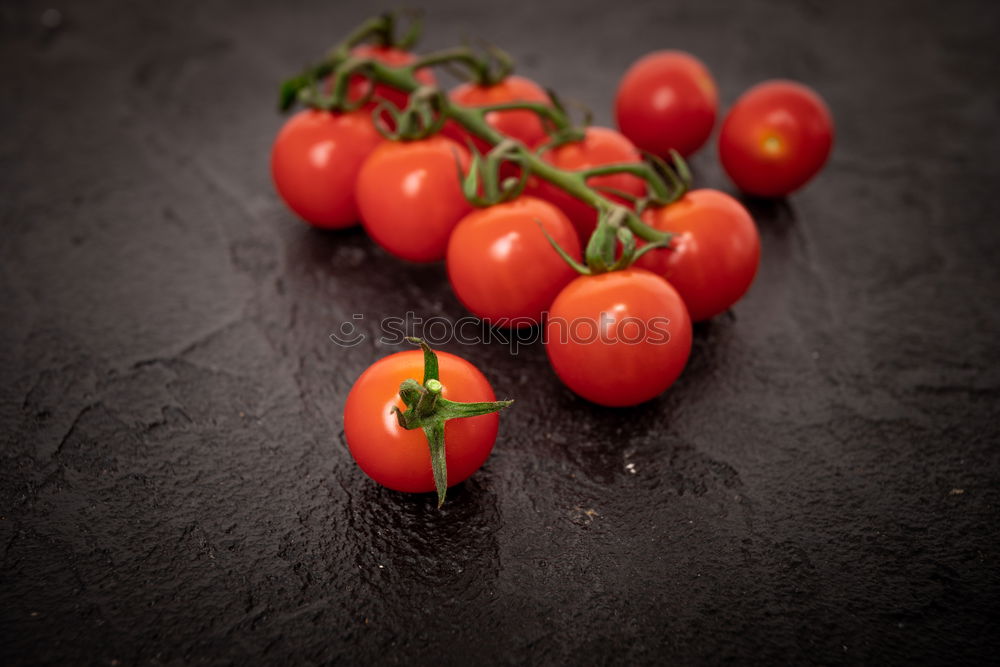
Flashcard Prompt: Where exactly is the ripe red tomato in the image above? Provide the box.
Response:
[346,45,436,110]
[445,75,550,150]
[545,268,692,406]
[344,349,499,494]
[447,196,582,327]
[528,126,646,242]
[355,135,472,262]
[718,80,834,197]
[270,109,382,229]
[636,189,760,322]
[614,50,718,158]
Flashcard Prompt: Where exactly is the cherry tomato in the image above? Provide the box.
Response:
[528,127,646,243]
[346,45,436,111]
[636,189,760,322]
[447,196,582,328]
[545,268,692,406]
[344,350,499,494]
[444,75,550,151]
[614,50,718,158]
[271,109,382,229]
[355,135,472,262]
[718,80,834,197]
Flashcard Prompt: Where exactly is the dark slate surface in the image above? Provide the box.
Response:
[2,0,998,664]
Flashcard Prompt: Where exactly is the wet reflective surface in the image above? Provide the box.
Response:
[1,0,998,663]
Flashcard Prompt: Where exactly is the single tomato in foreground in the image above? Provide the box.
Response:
[445,75,551,150]
[545,268,692,407]
[615,50,718,158]
[636,189,760,322]
[719,80,833,197]
[355,135,472,262]
[345,45,436,110]
[447,196,581,328]
[271,109,382,229]
[344,339,511,505]
[528,126,646,243]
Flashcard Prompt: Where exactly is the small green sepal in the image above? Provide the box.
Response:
[394,338,513,507]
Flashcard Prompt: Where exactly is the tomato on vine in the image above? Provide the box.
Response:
[636,189,760,322]
[545,268,692,407]
[529,127,647,242]
[344,338,512,505]
[346,44,436,110]
[447,196,581,328]
[718,80,833,197]
[355,135,473,262]
[614,50,718,158]
[270,109,382,228]
[446,75,551,150]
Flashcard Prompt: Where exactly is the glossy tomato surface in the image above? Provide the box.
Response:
[637,189,760,322]
[445,75,551,151]
[545,268,692,407]
[447,196,581,327]
[718,80,833,197]
[355,136,472,262]
[346,45,436,110]
[344,350,499,494]
[529,127,646,243]
[270,109,382,229]
[614,50,718,158]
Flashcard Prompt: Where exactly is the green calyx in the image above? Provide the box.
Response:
[451,43,514,87]
[458,139,530,207]
[373,86,448,141]
[537,206,677,276]
[391,338,513,507]
[339,10,423,53]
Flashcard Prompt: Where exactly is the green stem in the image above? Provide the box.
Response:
[579,163,673,202]
[470,101,572,133]
[392,338,513,507]
[284,44,679,258]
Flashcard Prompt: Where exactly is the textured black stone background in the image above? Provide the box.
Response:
[2,0,999,664]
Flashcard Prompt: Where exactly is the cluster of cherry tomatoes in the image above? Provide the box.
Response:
[271,14,834,502]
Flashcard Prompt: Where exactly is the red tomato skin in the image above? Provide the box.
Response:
[355,136,473,262]
[270,109,382,229]
[346,45,436,110]
[636,189,761,322]
[718,80,834,197]
[615,50,718,158]
[446,196,582,328]
[528,127,646,243]
[444,75,551,151]
[344,350,499,494]
[545,268,692,407]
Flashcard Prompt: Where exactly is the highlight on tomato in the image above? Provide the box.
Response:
[614,50,718,158]
[718,80,834,197]
[545,268,692,407]
[354,135,473,262]
[343,338,513,506]
[270,109,383,229]
[446,196,582,328]
[529,126,647,243]
[636,189,760,322]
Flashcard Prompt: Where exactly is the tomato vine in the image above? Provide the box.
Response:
[278,11,693,276]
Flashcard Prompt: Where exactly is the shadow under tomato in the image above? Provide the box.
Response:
[739,194,798,239]
[333,461,502,631]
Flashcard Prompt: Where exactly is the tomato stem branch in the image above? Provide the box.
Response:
[280,19,688,271]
